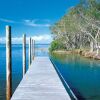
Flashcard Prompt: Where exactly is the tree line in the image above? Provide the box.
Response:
[50,0,100,55]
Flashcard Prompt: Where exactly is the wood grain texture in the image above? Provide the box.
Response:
[11,57,71,100]
[6,26,12,100]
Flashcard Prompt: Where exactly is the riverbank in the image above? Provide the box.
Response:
[52,49,100,60]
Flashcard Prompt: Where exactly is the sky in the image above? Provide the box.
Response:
[0,0,80,44]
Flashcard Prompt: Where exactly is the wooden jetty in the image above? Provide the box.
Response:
[11,57,71,100]
[5,26,72,100]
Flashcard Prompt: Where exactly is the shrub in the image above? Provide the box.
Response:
[49,40,65,52]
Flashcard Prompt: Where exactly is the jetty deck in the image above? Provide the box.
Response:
[11,57,71,100]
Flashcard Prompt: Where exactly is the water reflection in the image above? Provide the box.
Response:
[51,53,100,100]
[0,44,49,100]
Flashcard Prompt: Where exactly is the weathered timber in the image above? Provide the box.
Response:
[6,25,12,100]
[11,57,71,100]
[29,37,31,67]
[23,34,26,76]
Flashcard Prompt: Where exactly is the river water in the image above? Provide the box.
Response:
[0,44,49,100]
[51,53,100,100]
[1,44,100,100]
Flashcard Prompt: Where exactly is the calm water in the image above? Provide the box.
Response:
[0,44,49,100]
[51,54,100,100]
[1,44,100,100]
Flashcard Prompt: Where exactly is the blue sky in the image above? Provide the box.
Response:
[0,0,80,44]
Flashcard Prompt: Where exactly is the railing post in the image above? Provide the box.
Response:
[31,39,35,60]
[23,34,26,76]
[33,40,35,59]
[6,25,12,100]
[29,37,31,67]
[31,39,33,61]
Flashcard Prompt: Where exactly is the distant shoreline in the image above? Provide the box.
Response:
[0,43,50,45]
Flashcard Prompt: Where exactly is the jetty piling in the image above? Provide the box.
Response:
[23,34,26,76]
[5,26,74,100]
[6,26,12,100]
[29,37,32,67]
[31,39,33,60]
[31,39,35,60]
[33,40,35,58]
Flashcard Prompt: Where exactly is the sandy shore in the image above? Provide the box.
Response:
[52,49,100,60]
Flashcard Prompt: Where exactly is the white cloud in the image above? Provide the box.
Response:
[32,35,52,42]
[25,23,51,27]
[0,37,6,44]
[0,18,51,27]
[0,18,15,23]
[23,19,37,23]
[0,35,52,44]
[23,19,51,27]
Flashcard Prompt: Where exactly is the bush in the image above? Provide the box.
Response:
[49,40,65,52]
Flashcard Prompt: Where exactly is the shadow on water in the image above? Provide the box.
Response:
[51,58,85,100]
[70,85,85,100]
[50,53,100,100]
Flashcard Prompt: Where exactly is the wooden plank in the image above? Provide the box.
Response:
[11,57,71,100]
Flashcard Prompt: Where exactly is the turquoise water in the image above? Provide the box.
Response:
[51,54,100,100]
[0,44,49,100]
[1,44,100,100]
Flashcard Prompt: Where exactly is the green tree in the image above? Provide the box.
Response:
[50,0,100,55]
